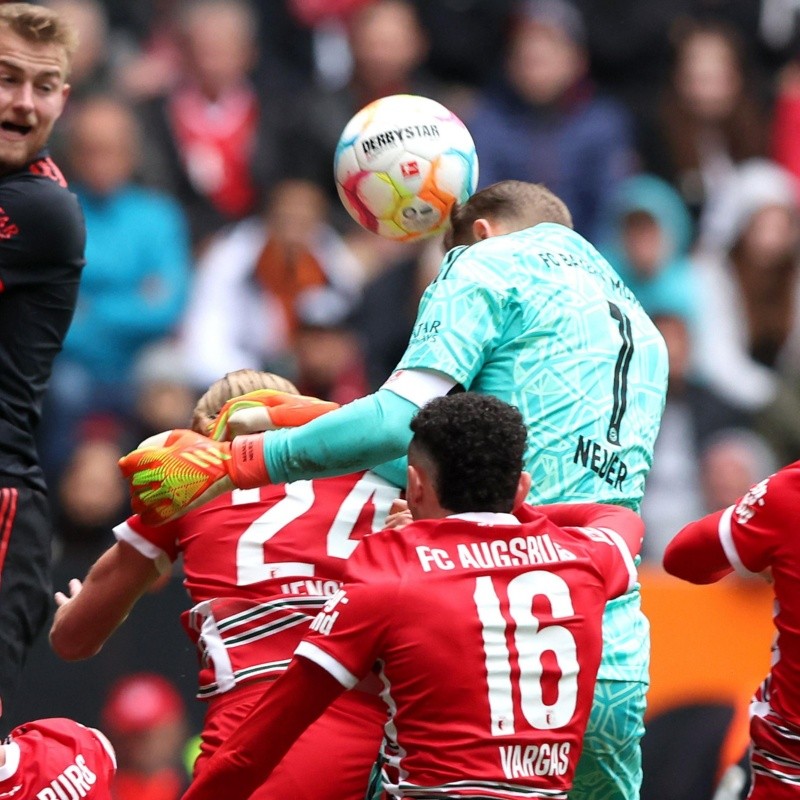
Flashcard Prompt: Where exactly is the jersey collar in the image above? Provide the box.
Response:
[447,512,521,525]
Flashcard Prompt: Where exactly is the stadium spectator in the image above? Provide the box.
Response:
[277,0,447,216]
[292,290,371,405]
[598,173,698,321]
[51,369,400,800]
[692,158,800,464]
[770,53,800,184]
[127,340,198,450]
[121,179,669,800]
[641,20,767,226]
[0,716,117,799]
[409,0,515,88]
[639,314,751,562]
[43,0,115,99]
[136,0,282,250]
[55,434,128,561]
[0,2,84,730]
[180,179,365,392]
[350,236,431,391]
[100,673,189,800]
[663,458,800,799]
[698,428,780,515]
[178,391,644,800]
[465,0,637,239]
[39,94,191,482]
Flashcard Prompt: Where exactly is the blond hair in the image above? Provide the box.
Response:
[191,369,299,435]
[0,3,79,72]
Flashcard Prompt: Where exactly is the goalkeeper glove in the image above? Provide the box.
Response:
[207,389,339,440]
[118,429,270,525]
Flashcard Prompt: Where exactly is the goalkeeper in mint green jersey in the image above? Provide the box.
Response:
[121,180,668,800]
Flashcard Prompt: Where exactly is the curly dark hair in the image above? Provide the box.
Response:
[409,392,527,513]
[445,180,573,249]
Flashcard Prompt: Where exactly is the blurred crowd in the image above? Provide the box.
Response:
[20,0,800,796]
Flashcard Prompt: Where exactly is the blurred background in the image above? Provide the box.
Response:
[15,0,800,797]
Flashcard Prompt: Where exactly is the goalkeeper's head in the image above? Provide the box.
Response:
[407,392,532,519]
[191,369,299,435]
[445,179,573,249]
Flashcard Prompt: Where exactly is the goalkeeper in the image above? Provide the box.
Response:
[121,180,668,800]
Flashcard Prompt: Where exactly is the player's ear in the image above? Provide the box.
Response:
[513,472,532,511]
[406,464,425,509]
[471,218,493,241]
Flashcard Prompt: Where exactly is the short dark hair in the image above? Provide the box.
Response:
[409,392,527,513]
[446,180,573,248]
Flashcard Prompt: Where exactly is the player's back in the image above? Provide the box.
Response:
[116,470,400,697]
[328,512,635,799]
[1,717,116,800]
[430,224,667,509]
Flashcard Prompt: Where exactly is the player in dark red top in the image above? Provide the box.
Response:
[181,392,643,800]
[664,460,800,799]
[50,370,402,800]
[0,4,85,728]
[0,717,116,800]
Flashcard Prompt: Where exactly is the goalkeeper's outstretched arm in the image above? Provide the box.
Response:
[261,389,418,485]
[120,371,457,524]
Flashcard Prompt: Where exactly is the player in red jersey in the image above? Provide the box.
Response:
[0,717,116,800]
[664,460,800,799]
[49,369,402,800]
[181,392,643,800]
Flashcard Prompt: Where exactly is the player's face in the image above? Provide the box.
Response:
[0,30,69,172]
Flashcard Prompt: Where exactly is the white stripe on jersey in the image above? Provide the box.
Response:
[88,727,117,769]
[198,660,291,697]
[214,596,326,632]
[568,527,638,594]
[397,779,567,798]
[190,595,330,697]
[198,604,236,694]
[295,641,359,689]
[717,506,760,578]
[223,612,310,648]
[596,527,638,593]
[382,368,457,408]
[112,520,172,574]
[0,742,19,780]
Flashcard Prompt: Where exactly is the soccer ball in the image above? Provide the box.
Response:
[334,94,479,241]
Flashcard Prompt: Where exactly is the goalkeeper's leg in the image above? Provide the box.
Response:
[570,676,647,800]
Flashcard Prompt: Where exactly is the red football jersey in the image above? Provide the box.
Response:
[114,471,400,697]
[296,509,637,800]
[0,718,116,800]
[677,461,800,727]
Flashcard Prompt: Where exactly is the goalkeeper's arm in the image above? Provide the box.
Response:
[259,369,458,485]
[261,389,416,484]
[120,371,456,524]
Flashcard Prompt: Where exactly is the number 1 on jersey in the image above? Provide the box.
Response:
[607,302,634,446]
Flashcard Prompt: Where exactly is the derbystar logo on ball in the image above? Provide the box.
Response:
[334,93,479,242]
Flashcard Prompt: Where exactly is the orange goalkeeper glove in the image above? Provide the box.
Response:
[118,429,270,525]
[207,389,339,441]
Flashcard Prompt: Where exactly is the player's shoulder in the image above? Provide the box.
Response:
[352,521,438,577]
[0,157,77,210]
[0,157,84,253]
[9,717,82,743]
[733,461,800,522]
